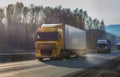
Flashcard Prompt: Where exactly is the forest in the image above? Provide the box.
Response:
[0,2,106,53]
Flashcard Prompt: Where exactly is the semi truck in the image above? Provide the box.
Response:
[116,40,120,50]
[97,39,111,53]
[35,24,86,60]
[116,42,120,50]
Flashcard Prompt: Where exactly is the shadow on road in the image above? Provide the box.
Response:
[39,56,107,69]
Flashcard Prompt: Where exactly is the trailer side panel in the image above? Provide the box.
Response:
[64,24,86,50]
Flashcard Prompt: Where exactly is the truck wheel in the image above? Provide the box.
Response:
[97,50,100,53]
[63,55,70,59]
[75,55,79,58]
[38,58,43,61]
[50,57,54,60]
[108,49,111,53]
[50,57,62,60]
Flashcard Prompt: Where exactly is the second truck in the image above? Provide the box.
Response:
[35,24,86,60]
[97,39,111,53]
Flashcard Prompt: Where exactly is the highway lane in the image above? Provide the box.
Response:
[0,50,120,77]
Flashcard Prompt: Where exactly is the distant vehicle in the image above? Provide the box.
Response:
[116,41,120,50]
[35,23,86,60]
[97,39,111,53]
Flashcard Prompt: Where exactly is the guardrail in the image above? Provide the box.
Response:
[0,53,36,63]
[0,52,35,55]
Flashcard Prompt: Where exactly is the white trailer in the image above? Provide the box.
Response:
[63,24,86,56]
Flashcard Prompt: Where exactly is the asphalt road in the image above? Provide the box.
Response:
[0,50,120,77]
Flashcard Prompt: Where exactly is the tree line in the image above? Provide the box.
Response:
[0,2,106,53]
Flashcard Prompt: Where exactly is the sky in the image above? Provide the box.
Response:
[0,0,120,25]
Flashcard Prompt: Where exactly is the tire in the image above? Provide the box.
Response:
[38,58,43,61]
[106,49,111,53]
[108,49,111,53]
[97,50,100,53]
[50,57,62,60]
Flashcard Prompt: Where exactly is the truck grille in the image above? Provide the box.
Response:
[40,49,52,57]
[37,43,55,49]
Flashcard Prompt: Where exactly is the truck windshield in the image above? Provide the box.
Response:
[36,32,59,41]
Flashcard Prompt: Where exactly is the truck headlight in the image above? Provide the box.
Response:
[105,47,108,49]
[97,47,99,49]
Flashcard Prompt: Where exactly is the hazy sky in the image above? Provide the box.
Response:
[0,0,120,25]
